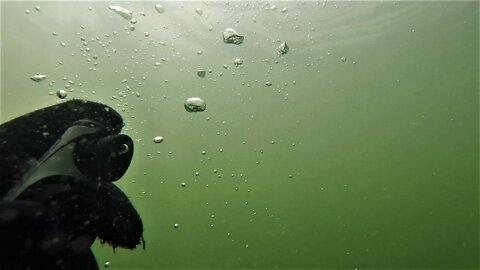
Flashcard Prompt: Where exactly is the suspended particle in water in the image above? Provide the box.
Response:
[201,150,206,155]
[129,25,136,31]
[281,7,288,13]
[197,50,203,55]
[265,82,272,86]
[60,42,66,47]
[30,74,47,82]
[130,18,137,24]
[223,28,244,45]
[173,223,179,228]
[195,8,203,16]
[144,32,150,37]
[184,97,206,112]
[88,6,93,11]
[195,172,200,176]
[197,70,206,78]
[104,261,110,268]
[181,182,186,187]
[108,4,133,20]
[35,6,41,11]
[209,26,214,31]
[56,89,67,99]
[153,136,164,143]
[340,57,346,62]
[233,58,243,66]
[278,41,289,56]
[289,175,293,178]
[25,10,31,14]
[155,4,165,13]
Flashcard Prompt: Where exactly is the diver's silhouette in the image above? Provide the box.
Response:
[0,100,143,270]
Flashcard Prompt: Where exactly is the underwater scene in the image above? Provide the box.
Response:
[0,1,478,269]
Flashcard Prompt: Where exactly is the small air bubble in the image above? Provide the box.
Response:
[56,89,67,99]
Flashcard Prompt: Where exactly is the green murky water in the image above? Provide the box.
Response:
[1,1,478,269]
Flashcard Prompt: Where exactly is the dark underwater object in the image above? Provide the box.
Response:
[0,100,144,270]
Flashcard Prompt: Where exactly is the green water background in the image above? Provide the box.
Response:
[1,1,478,269]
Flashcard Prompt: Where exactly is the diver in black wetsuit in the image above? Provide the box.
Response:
[0,100,144,270]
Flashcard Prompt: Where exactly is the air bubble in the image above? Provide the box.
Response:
[108,4,133,20]
[223,28,244,45]
[184,97,206,112]
[234,58,243,66]
[278,42,289,56]
[155,4,165,14]
[197,70,206,78]
[30,74,47,82]
[153,136,164,143]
